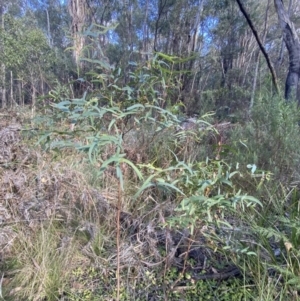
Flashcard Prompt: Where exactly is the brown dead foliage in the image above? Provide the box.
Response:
[0,112,179,264]
[0,117,114,261]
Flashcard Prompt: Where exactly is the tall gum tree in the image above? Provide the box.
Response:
[274,0,300,104]
[68,0,89,65]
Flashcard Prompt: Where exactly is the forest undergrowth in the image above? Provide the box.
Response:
[1,57,300,301]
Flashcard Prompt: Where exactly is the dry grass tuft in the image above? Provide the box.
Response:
[0,114,120,299]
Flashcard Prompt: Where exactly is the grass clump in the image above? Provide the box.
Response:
[8,224,75,301]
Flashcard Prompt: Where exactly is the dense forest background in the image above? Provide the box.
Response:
[1,0,299,114]
[3,1,300,300]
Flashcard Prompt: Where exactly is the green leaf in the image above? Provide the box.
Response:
[156,179,184,195]
[119,158,143,180]
[116,165,124,191]
[52,101,71,112]
[241,195,262,207]
[133,174,157,199]
[81,58,111,70]
[228,171,239,178]
[98,154,126,174]
[126,104,145,111]
[155,52,179,62]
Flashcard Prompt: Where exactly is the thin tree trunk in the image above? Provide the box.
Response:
[250,0,270,115]
[142,0,149,60]
[10,70,14,107]
[1,65,6,108]
[31,71,37,115]
[1,9,6,108]
[154,0,167,52]
[46,8,52,48]
[18,80,22,106]
[236,0,279,94]
[21,81,24,106]
[241,36,256,86]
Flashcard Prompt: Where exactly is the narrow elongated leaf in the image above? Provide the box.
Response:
[133,174,157,199]
[116,165,124,190]
[156,180,184,195]
[241,195,262,206]
[98,154,126,174]
[88,141,98,163]
[119,158,143,180]
[155,52,178,62]
[126,104,145,111]
[52,100,71,107]
[81,58,111,70]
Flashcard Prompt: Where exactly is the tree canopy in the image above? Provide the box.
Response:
[0,0,300,112]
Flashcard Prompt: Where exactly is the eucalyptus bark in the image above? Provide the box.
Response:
[68,0,88,65]
[276,0,293,68]
[274,0,300,104]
